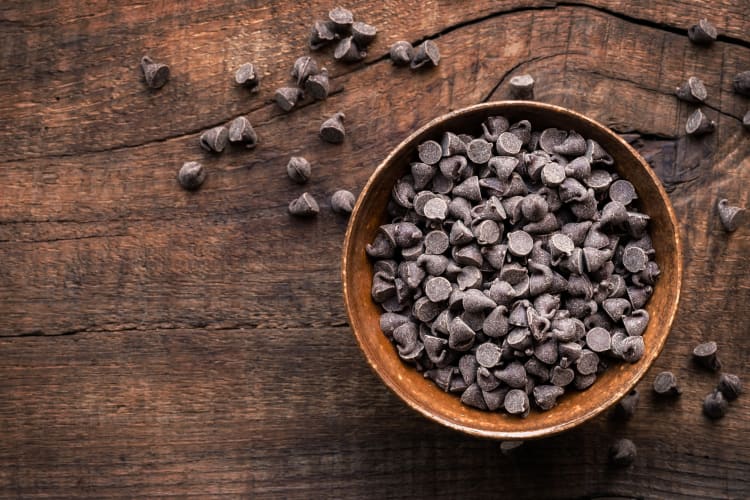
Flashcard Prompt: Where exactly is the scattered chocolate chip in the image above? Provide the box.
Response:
[609,438,636,467]
[234,62,260,91]
[199,126,229,153]
[675,76,707,103]
[334,36,367,63]
[352,21,377,46]
[331,189,356,214]
[177,161,205,190]
[613,389,639,419]
[653,371,681,396]
[310,20,337,50]
[288,192,319,217]
[688,18,717,45]
[693,341,721,371]
[743,110,750,130]
[305,68,330,100]
[411,40,440,69]
[390,41,414,66]
[717,199,745,232]
[286,156,311,184]
[717,373,742,401]
[500,440,524,455]
[509,74,535,100]
[320,112,346,144]
[328,6,354,33]
[274,87,303,112]
[734,70,750,91]
[685,108,715,136]
[228,116,258,148]
[703,390,728,419]
[140,55,170,89]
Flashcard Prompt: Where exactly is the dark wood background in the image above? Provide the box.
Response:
[0,1,748,498]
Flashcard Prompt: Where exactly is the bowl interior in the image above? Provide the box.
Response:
[342,101,682,439]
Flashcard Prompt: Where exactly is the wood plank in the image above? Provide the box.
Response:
[0,328,747,498]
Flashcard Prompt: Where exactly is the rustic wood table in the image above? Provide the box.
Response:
[1,1,748,498]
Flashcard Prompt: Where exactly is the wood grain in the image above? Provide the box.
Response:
[0,0,748,497]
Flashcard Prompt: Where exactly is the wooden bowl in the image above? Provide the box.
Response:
[342,101,682,440]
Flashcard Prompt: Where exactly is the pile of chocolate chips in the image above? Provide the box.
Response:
[366,115,659,417]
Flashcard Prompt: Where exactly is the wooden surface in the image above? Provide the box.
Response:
[0,0,748,498]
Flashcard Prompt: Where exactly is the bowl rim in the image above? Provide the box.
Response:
[342,100,682,439]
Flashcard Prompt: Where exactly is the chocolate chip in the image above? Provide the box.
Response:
[140,55,170,89]
[576,349,600,375]
[423,197,449,221]
[320,112,346,144]
[462,289,497,313]
[533,385,564,410]
[411,40,440,69]
[496,132,523,155]
[274,87,303,112]
[328,6,354,33]
[177,161,205,190]
[620,336,645,363]
[448,316,476,351]
[541,162,566,187]
[456,266,482,291]
[291,56,319,86]
[453,176,482,202]
[483,306,510,338]
[234,62,260,91]
[622,309,649,336]
[585,327,611,353]
[609,179,637,205]
[467,139,493,164]
[334,36,367,63]
[675,76,707,103]
[622,246,648,273]
[414,296,441,323]
[717,373,742,401]
[717,199,745,232]
[550,366,575,387]
[693,341,721,371]
[228,116,258,148]
[564,156,591,180]
[424,276,452,302]
[310,20,337,50]
[288,192,319,218]
[305,68,330,100]
[424,230,450,255]
[389,41,414,66]
[685,108,715,136]
[418,140,443,165]
[494,361,527,389]
[507,230,533,257]
[703,390,728,419]
[609,438,636,467]
[688,18,717,45]
[351,21,377,46]
[509,74,535,100]
[460,383,488,410]
[613,389,639,420]
[473,220,501,245]
[653,371,681,396]
[743,110,750,130]
[485,387,509,412]
[331,189,356,214]
[552,130,586,157]
[734,71,750,96]
[199,126,229,153]
[504,389,530,417]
